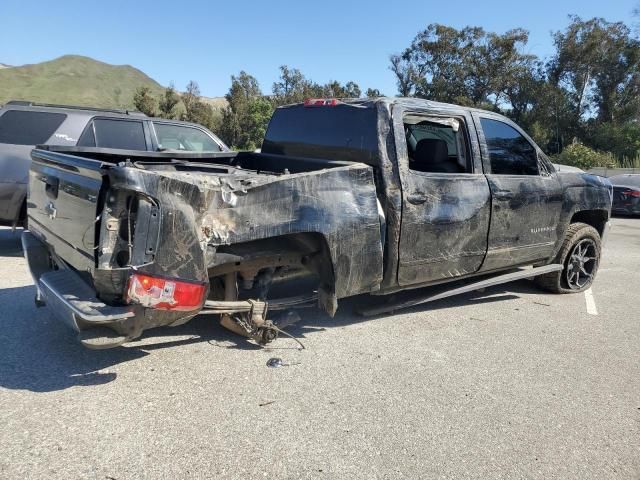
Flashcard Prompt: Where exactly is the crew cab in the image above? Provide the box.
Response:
[22,98,613,348]
[0,100,227,228]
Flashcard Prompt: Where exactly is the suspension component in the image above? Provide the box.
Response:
[204,294,275,345]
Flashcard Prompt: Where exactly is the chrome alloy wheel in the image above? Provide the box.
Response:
[566,238,598,290]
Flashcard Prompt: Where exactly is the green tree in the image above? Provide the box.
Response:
[323,80,361,98]
[245,98,274,149]
[271,66,327,104]
[549,16,640,125]
[390,52,426,97]
[552,142,615,170]
[365,88,382,98]
[390,24,537,108]
[587,121,640,160]
[158,84,180,119]
[219,71,273,150]
[546,16,640,158]
[190,101,217,129]
[272,65,308,105]
[181,80,201,122]
[272,65,365,105]
[342,80,361,98]
[133,86,157,116]
[522,82,575,154]
[178,80,218,130]
[389,19,640,163]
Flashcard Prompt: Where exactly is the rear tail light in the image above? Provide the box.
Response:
[127,273,207,311]
[627,189,640,198]
[304,98,339,107]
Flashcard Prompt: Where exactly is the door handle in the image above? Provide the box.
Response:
[407,192,427,205]
[494,190,514,201]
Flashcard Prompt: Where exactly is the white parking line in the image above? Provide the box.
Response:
[585,288,598,316]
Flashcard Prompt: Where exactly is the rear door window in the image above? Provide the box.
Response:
[153,123,221,152]
[0,110,66,145]
[404,114,471,173]
[87,118,147,150]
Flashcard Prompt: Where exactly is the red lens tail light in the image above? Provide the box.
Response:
[627,189,640,198]
[127,273,207,311]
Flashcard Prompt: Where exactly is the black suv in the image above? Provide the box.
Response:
[0,100,228,227]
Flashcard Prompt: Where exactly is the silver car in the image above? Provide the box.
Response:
[0,101,228,227]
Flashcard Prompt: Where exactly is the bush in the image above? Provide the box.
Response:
[552,143,616,170]
[588,122,640,160]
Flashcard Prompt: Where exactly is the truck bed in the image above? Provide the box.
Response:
[27,146,384,305]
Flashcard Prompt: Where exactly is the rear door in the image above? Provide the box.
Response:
[473,113,563,271]
[394,105,492,286]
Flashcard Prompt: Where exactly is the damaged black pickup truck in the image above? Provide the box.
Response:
[22,97,612,349]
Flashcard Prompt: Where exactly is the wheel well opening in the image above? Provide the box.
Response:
[570,210,608,236]
[207,233,336,310]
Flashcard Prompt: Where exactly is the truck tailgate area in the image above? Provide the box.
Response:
[28,149,104,273]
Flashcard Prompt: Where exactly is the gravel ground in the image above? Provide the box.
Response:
[0,218,638,479]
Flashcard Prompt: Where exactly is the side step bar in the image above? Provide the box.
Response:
[357,264,563,317]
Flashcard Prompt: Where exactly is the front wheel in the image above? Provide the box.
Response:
[535,222,602,294]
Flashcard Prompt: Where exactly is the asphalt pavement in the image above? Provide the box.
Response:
[0,218,638,479]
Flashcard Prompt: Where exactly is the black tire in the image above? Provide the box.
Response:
[535,222,601,294]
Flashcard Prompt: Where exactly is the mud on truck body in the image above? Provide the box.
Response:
[22,98,612,349]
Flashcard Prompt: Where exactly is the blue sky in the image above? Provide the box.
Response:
[1,0,637,97]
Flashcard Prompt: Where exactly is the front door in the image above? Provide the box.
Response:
[473,114,563,272]
[395,107,492,286]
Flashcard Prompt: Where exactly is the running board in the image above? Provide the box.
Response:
[357,264,563,317]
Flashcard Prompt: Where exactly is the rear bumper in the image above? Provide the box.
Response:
[22,231,138,347]
[37,270,136,331]
[22,231,206,348]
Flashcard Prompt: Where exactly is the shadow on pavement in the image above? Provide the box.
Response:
[0,274,541,392]
[0,284,281,393]
[127,315,267,352]
[0,285,148,392]
[285,280,536,339]
[0,284,270,393]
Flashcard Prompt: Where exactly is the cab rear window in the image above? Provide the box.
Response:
[0,110,66,145]
[262,105,379,164]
